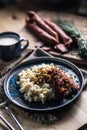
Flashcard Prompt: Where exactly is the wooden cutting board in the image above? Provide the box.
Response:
[28,10,87,66]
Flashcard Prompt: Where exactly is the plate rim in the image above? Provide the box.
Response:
[4,57,84,111]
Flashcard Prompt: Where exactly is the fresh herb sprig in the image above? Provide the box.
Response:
[56,19,87,58]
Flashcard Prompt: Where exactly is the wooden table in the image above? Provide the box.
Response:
[0,1,87,130]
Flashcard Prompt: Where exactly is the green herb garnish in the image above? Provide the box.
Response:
[56,19,87,58]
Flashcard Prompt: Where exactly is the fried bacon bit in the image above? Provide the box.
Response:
[47,67,78,98]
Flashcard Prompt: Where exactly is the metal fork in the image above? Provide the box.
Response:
[0,102,24,130]
[0,115,15,130]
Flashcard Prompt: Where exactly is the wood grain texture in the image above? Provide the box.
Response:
[0,5,87,65]
[0,3,87,130]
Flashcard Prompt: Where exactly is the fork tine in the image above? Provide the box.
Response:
[0,102,24,130]
[0,115,15,130]
[0,101,6,107]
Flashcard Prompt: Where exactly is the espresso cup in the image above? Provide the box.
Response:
[0,32,29,61]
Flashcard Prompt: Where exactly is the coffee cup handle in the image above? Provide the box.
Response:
[20,37,29,51]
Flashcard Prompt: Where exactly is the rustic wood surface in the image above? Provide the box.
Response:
[0,1,87,66]
[0,1,87,130]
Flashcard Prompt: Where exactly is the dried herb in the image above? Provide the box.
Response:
[56,19,87,58]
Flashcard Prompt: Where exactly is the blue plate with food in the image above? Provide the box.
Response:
[4,57,84,111]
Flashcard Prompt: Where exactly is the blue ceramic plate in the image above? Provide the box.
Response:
[4,57,83,111]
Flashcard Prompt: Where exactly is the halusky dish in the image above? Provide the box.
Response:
[17,63,78,104]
